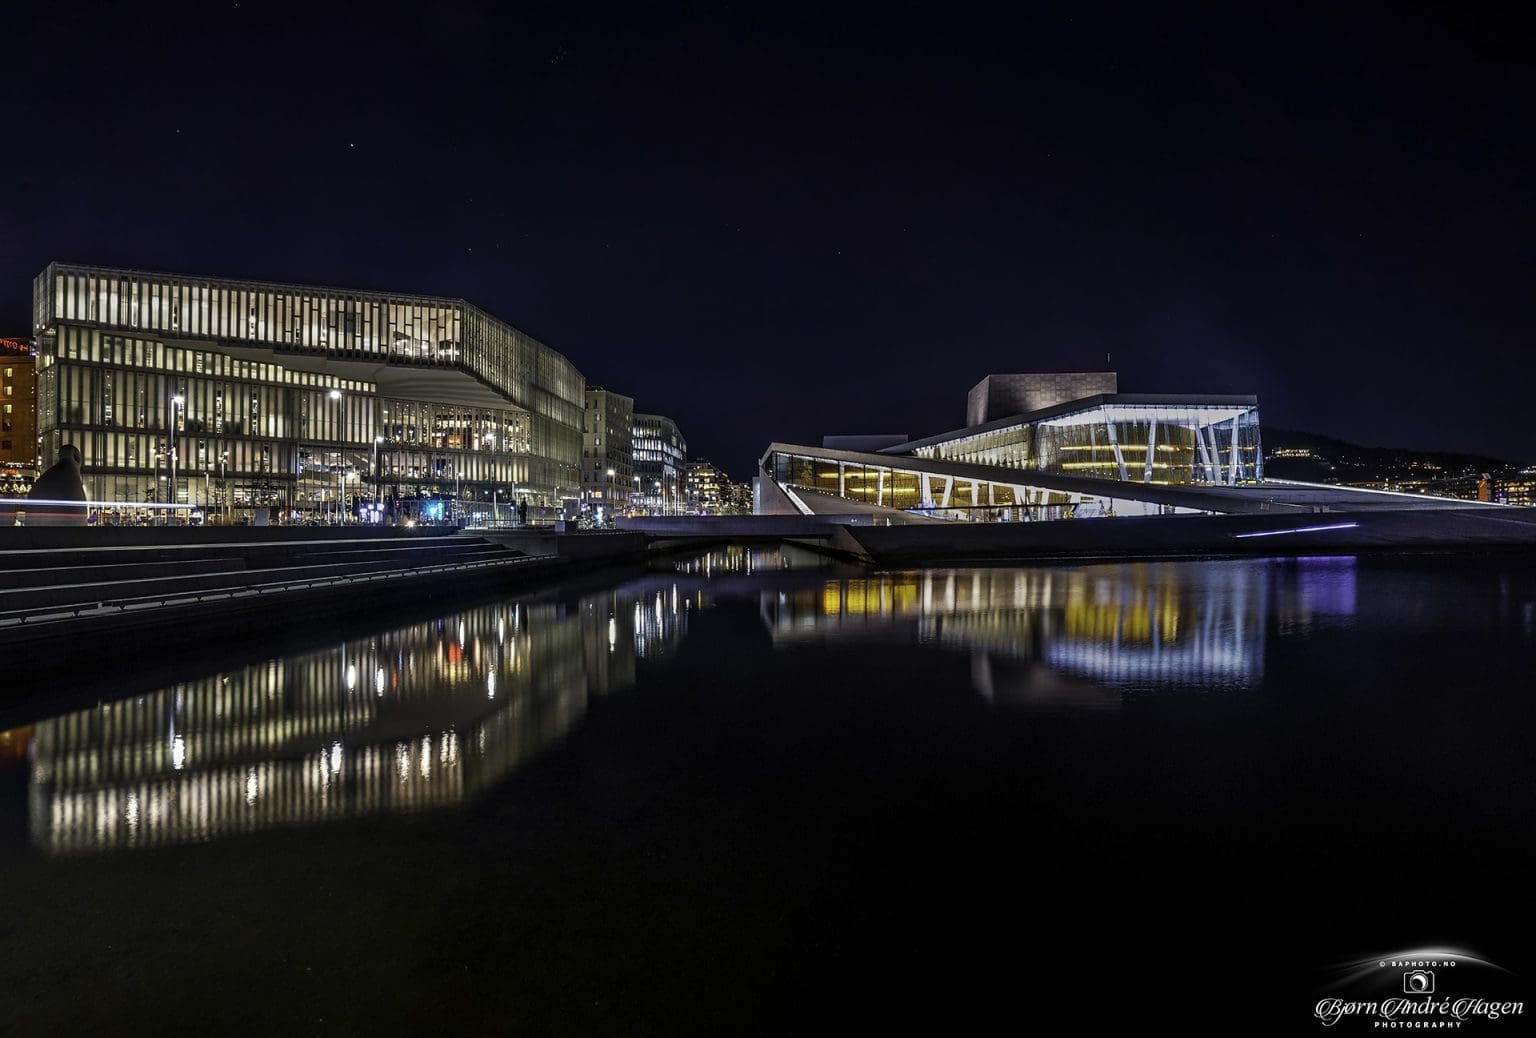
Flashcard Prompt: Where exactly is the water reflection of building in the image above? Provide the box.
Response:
[1270,556,1358,635]
[673,543,833,578]
[761,563,1267,702]
[18,578,692,857]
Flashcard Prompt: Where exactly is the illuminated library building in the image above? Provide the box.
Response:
[31,263,587,516]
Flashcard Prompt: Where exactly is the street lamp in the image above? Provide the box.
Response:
[219,450,229,521]
[327,389,343,522]
[372,435,383,504]
[169,393,184,524]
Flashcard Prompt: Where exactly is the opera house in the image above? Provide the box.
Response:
[756,371,1477,522]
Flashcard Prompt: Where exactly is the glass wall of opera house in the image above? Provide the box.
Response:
[901,395,1262,484]
[31,262,586,518]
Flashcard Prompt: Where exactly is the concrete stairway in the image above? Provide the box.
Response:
[0,532,547,641]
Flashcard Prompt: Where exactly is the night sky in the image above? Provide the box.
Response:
[4,2,1532,476]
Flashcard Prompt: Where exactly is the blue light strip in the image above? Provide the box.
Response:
[1231,522,1360,539]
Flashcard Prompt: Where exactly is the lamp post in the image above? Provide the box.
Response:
[328,388,342,523]
[219,451,229,521]
[372,435,383,504]
[169,393,184,524]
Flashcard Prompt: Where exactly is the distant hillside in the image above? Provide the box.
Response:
[1263,427,1524,487]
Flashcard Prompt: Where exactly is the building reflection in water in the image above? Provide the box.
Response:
[10,548,1278,855]
[761,562,1268,706]
[17,577,694,858]
[1271,556,1358,635]
[672,542,835,577]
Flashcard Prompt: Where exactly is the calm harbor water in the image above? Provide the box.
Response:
[2,546,1533,1032]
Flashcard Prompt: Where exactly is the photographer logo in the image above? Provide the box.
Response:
[1313,948,1525,1030]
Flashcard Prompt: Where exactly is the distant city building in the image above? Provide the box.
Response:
[582,388,634,520]
[632,412,687,515]
[1495,472,1536,507]
[726,480,753,515]
[0,337,38,495]
[31,264,586,520]
[686,459,730,515]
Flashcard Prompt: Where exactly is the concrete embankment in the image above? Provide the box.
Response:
[828,506,1536,564]
[621,508,1536,565]
[0,527,653,676]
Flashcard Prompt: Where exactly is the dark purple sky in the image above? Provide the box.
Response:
[4,2,1532,477]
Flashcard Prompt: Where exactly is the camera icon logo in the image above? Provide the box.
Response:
[1403,970,1435,994]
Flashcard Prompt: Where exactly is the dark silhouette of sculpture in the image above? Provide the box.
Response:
[23,445,88,526]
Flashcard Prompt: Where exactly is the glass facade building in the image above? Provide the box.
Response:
[32,263,586,517]
[904,395,1262,486]
[631,412,687,515]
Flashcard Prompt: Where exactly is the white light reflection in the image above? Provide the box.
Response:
[22,579,701,857]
